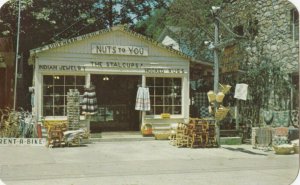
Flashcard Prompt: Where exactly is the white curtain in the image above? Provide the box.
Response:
[135,87,150,111]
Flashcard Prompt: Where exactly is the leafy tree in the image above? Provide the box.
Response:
[138,0,294,126]
[135,8,169,39]
[238,45,293,126]
[0,0,171,109]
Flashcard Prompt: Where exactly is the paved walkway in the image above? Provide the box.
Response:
[0,140,299,185]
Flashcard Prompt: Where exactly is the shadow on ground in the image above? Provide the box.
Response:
[222,146,268,156]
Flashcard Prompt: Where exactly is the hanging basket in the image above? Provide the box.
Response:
[219,83,232,94]
[215,107,230,121]
[207,91,216,102]
[216,92,225,103]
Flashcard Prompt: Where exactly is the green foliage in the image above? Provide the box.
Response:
[164,0,222,60]
[135,8,169,39]
[0,0,170,52]
[0,0,171,109]
[239,50,293,125]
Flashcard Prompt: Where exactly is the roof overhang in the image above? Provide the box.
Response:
[29,25,191,65]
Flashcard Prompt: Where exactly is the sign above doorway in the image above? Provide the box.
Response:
[91,44,149,56]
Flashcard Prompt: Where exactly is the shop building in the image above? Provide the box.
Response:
[29,25,191,133]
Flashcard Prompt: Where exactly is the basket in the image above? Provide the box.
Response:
[141,124,153,136]
[215,107,229,121]
[216,92,225,103]
[161,113,171,119]
[207,91,216,102]
[44,120,68,130]
[273,144,295,155]
[219,83,232,94]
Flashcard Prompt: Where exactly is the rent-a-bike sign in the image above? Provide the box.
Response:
[0,138,46,146]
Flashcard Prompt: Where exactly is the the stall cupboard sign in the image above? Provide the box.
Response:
[91,44,148,56]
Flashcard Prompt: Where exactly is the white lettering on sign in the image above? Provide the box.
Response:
[91,44,148,56]
[145,68,185,74]
[0,138,46,146]
[90,61,143,68]
[39,65,86,71]
[38,63,186,74]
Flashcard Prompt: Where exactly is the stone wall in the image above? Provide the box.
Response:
[221,0,299,73]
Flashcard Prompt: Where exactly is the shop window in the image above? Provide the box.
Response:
[42,75,85,116]
[233,25,244,36]
[291,8,299,41]
[146,77,182,115]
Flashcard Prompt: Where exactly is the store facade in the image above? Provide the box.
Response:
[29,25,190,133]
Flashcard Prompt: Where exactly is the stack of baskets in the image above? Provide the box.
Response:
[67,89,80,130]
[173,118,217,148]
[44,121,68,147]
[174,123,190,147]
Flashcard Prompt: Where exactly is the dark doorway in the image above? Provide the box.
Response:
[90,75,140,132]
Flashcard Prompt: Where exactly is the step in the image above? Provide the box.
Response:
[220,137,242,145]
[90,132,155,142]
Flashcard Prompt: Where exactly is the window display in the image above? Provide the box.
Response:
[42,75,85,116]
[146,77,182,115]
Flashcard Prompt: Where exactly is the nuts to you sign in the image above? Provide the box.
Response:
[91,44,148,56]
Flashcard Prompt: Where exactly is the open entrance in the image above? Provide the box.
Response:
[90,75,140,132]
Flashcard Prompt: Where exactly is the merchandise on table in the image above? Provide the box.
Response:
[67,89,80,130]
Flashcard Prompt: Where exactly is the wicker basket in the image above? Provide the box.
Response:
[219,83,232,94]
[161,113,171,119]
[273,144,295,155]
[216,92,225,103]
[141,124,153,136]
[207,91,216,102]
[215,107,229,121]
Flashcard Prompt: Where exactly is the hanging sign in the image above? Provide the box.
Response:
[91,44,148,56]
[221,44,241,73]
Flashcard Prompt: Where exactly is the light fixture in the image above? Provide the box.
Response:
[211,6,221,15]
[103,76,109,81]
[204,41,210,45]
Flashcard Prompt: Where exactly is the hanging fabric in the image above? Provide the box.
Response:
[81,85,98,115]
[234,83,248,100]
[135,87,150,111]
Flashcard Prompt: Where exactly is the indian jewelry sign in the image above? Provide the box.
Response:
[91,44,148,56]
[38,63,186,74]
